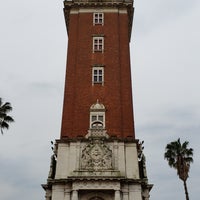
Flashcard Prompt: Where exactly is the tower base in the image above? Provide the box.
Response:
[42,133,153,200]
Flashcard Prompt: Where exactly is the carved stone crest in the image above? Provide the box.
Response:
[81,139,112,171]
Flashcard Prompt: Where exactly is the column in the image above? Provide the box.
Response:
[52,185,65,200]
[122,187,129,200]
[129,184,142,200]
[71,190,78,200]
[115,190,121,200]
[64,188,71,200]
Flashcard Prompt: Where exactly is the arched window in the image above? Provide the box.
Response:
[90,197,104,200]
[90,100,105,129]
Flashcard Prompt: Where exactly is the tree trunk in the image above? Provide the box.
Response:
[183,180,189,200]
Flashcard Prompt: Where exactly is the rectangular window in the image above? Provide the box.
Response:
[98,115,103,122]
[90,113,105,129]
[92,67,104,84]
[93,13,104,25]
[93,37,104,52]
[92,116,97,121]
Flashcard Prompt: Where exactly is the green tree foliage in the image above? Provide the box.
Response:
[164,138,193,200]
[0,98,14,134]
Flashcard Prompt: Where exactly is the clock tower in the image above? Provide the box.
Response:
[42,0,153,199]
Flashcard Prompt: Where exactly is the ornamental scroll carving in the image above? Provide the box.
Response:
[81,140,112,170]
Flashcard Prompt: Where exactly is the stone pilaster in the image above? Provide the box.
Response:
[129,184,142,200]
[115,190,121,200]
[71,190,78,200]
[64,186,71,200]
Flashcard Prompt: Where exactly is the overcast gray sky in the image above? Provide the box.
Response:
[0,0,199,199]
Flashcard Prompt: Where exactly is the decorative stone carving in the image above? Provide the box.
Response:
[86,129,109,139]
[48,155,56,179]
[81,139,112,170]
[137,141,147,178]
[142,189,150,200]
[73,180,120,190]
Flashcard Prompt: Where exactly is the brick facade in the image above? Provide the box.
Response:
[61,10,135,139]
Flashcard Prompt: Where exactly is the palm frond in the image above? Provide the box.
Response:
[0,98,14,134]
[0,121,9,134]
[164,138,194,181]
[3,115,14,123]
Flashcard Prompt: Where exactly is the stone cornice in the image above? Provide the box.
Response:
[57,137,138,143]
[44,177,151,186]
[63,0,134,41]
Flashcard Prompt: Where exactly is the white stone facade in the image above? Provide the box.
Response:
[55,139,139,180]
[43,136,152,200]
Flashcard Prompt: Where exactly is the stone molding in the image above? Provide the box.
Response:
[63,0,134,40]
[72,180,120,190]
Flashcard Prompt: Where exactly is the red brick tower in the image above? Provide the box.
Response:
[42,1,152,200]
[61,1,135,139]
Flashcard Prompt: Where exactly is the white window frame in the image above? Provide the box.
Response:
[90,112,105,129]
[93,13,104,25]
[92,67,104,85]
[93,37,104,52]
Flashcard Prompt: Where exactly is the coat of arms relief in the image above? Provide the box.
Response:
[81,139,113,171]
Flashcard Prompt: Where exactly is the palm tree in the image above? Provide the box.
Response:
[0,98,14,134]
[164,138,193,200]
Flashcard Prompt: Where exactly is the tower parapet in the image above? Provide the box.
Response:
[64,0,134,40]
